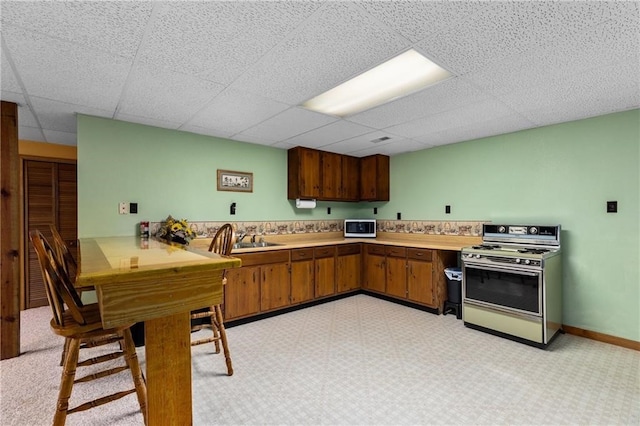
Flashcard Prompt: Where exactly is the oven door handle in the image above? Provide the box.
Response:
[464,264,540,276]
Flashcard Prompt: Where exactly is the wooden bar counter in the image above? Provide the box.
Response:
[76,236,241,425]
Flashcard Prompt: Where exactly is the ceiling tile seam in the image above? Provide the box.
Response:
[112,3,164,121]
[281,119,378,146]
[179,2,332,130]
[1,34,47,142]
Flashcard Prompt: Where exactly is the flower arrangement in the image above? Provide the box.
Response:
[157,215,196,245]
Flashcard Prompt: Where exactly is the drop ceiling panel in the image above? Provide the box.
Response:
[19,126,45,142]
[115,113,182,132]
[42,129,76,146]
[0,48,21,92]
[499,61,640,126]
[138,1,322,85]
[356,1,481,43]
[187,89,290,136]
[385,99,529,140]
[116,63,226,123]
[241,107,338,142]
[284,120,375,149]
[30,97,111,133]
[349,139,429,157]
[2,25,131,111]
[0,1,153,58]
[230,2,411,104]
[347,78,489,129]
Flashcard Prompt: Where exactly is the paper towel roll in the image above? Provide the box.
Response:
[295,198,317,209]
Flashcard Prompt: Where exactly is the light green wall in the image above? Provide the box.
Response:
[77,115,357,237]
[383,109,640,342]
[77,110,639,342]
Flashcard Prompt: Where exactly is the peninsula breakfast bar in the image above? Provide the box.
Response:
[76,236,241,425]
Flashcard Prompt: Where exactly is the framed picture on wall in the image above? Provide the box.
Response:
[217,169,253,192]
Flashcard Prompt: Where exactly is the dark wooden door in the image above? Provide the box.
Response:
[23,159,77,308]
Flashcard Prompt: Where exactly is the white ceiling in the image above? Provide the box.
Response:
[1,1,638,157]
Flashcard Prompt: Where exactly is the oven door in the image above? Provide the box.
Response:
[463,263,542,316]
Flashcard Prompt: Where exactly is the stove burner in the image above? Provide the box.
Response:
[472,244,501,250]
[517,248,550,254]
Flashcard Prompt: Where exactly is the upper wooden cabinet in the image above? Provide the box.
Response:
[288,147,321,199]
[360,154,390,201]
[287,146,387,202]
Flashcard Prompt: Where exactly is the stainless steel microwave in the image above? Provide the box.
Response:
[344,219,376,238]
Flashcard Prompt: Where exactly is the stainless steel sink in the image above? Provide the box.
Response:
[232,241,282,249]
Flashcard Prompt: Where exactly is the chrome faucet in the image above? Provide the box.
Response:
[251,234,257,243]
[236,232,247,243]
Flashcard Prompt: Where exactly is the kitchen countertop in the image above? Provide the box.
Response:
[190,231,481,253]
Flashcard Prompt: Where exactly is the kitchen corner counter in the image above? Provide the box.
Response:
[190,231,481,253]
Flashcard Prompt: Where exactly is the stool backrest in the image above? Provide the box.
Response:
[49,224,77,281]
[208,223,234,256]
[29,230,85,326]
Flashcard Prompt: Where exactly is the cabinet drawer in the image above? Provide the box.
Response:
[234,250,290,267]
[291,248,313,261]
[365,244,385,256]
[407,248,433,262]
[337,243,361,256]
[385,246,406,258]
[314,246,336,258]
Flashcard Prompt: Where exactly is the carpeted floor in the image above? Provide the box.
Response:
[1,294,639,425]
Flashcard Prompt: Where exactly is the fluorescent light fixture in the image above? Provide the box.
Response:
[302,49,452,117]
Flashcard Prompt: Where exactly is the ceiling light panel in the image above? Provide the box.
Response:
[302,49,452,117]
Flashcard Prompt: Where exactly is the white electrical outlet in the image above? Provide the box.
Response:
[119,202,128,214]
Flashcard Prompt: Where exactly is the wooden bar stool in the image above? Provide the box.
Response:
[190,223,235,375]
[30,230,148,425]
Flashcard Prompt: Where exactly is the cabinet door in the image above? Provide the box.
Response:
[314,246,336,297]
[363,245,386,293]
[360,154,389,201]
[321,151,342,199]
[288,147,321,199]
[225,266,260,320]
[291,259,314,304]
[260,263,291,311]
[407,259,434,306]
[341,155,360,201]
[386,256,407,299]
[337,253,361,293]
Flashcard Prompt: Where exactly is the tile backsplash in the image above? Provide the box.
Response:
[150,219,486,239]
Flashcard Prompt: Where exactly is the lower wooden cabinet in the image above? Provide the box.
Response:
[336,244,361,293]
[290,248,314,304]
[224,266,260,320]
[363,244,386,293]
[224,250,290,320]
[314,246,336,298]
[385,246,407,298]
[224,242,457,321]
[407,248,434,305]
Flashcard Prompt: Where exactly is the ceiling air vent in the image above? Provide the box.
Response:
[370,136,391,144]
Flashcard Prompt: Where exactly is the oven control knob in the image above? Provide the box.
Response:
[529,227,538,234]
[525,259,531,265]
[498,226,506,233]
[515,258,521,263]
[475,254,481,259]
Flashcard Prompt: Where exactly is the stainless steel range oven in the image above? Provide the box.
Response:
[461,224,562,348]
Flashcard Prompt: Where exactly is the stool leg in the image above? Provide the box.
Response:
[122,329,148,425]
[214,305,233,376]
[211,306,221,354]
[54,338,80,426]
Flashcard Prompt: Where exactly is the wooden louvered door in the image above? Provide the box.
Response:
[23,159,77,308]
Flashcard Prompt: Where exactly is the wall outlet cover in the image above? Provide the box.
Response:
[119,202,128,214]
[129,202,138,214]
